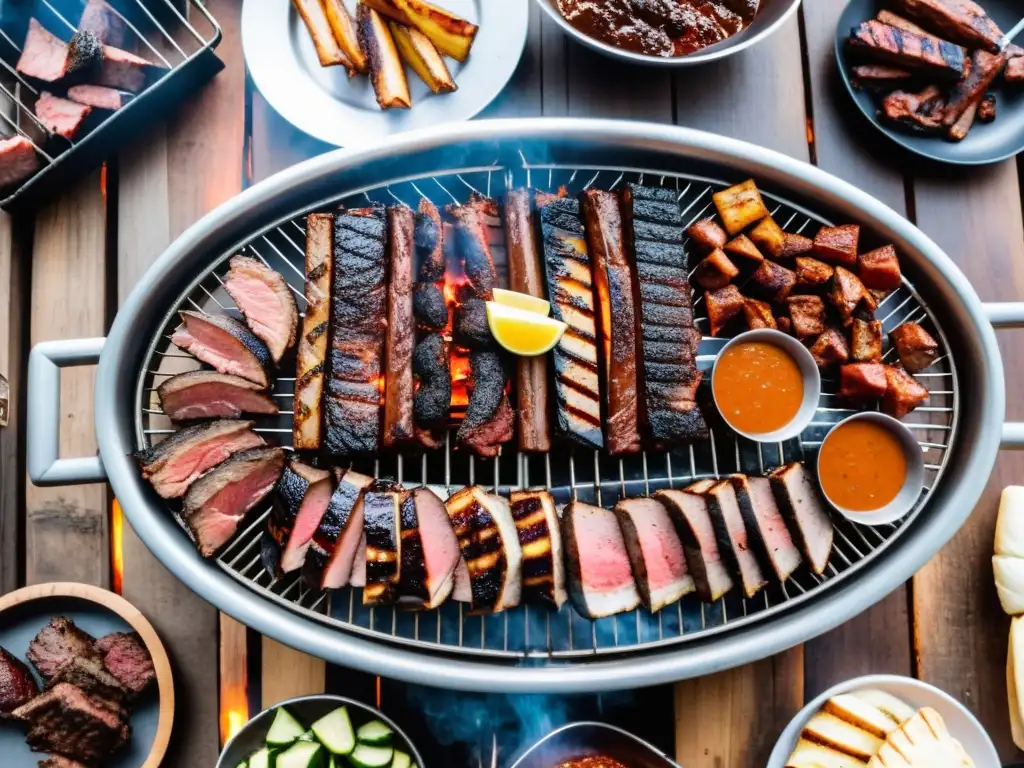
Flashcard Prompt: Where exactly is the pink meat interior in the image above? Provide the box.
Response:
[574,506,633,593]
[155,430,262,497]
[626,500,688,590]
[281,478,334,573]
[173,318,263,383]
[163,382,277,420]
[323,499,366,590]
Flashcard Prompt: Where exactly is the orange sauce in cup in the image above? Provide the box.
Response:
[819,420,907,511]
[713,341,803,435]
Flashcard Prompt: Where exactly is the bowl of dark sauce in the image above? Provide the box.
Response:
[534,0,804,66]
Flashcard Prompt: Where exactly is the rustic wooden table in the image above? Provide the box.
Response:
[1,1,1022,765]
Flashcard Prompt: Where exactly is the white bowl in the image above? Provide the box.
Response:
[817,412,926,526]
[711,329,821,443]
[766,674,1000,768]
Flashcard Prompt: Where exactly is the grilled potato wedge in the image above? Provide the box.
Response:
[390,21,456,93]
[393,0,479,62]
[323,0,367,74]
[358,4,412,110]
[712,178,769,235]
[293,0,352,68]
[361,0,413,24]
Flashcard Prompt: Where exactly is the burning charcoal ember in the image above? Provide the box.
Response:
[851,318,884,363]
[748,259,797,303]
[686,217,727,251]
[810,328,851,369]
[692,247,739,291]
[615,497,695,612]
[748,216,785,259]
[795,256,835,290]
[889,322,939,373]
[979,93,997,122]
[830,266,869,326]
[892,0,1002,52]
[786,295,827,339]
[654,485,734,602]
[80,0,129,48]
[743,298,777,330]
[699,480,768,599]
[453,294,492,349]
[562,501,641,618]
[263,460,334,576]
[64,30,103,78]
[858,244,902,291]
[731,475,802,583]
[813,224,859,268]
[769,463,833,575]
[0,136,41,188]
[412,282,447,329]
[93,632,154,697]
[882,364,930,418]
[723,233,764,263]
[509,490,567,609]
[705,284,745,337]
[881,85,947,132]
[35,92,91,140]
[0,646,39,715]
[223,255,299,365]
[712,179,769,235]
[847,20,966,80]
[456,351,513,457]
[27,618,97,681]
[838,362,889,401]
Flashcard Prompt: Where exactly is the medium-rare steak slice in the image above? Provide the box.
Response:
[700,480,768,598]
[263,460,334,575]
[363,490,403,605]
[17,19,68,82]
[563,501,640,619]
[0,646,39,715]
[769,463,834,575]
[294,213,333,451]
[66,84,132,111]
[655,485,734,603]
[847,21,966,80]
[383,206,415,447]
[27,618,96,680]
[893,0,1002,52]
[303,469,373,590]
[509,490,567,609]
[730,475,802,583]
[0,135,41,188]
[615,497,695,612]
[46,655,127,716]
[95,44,166,92]
[93,632,153,696]
[157,370,278,421]
[171,311,273,387]
[223,254,299,364]
[397,487,461,609]
[183,446,285,557]
[79,0,129,48]
[445,487,523,614]
[15,683,125,763]
[134,419,263,499]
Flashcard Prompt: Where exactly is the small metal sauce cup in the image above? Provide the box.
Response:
[711,329,821,444]
[816,412,926,526]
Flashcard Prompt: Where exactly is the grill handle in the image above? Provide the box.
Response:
[27,338,108,486]
[985,303,1024,449]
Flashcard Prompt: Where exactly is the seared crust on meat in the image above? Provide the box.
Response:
[810,328,850,369]
[889,322,939,372]
[383,206,416,448]
[847,20,966,80]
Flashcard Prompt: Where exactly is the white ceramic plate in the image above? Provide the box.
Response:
[767,674,1000,768]
[242,0,530,148]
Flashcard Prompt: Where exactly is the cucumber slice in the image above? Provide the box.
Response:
[248,747,271,768]
[355,720,393,746]
[348,744,394,768]
[390,750,411,768]
[266,706,307,747]
[275,740,324,768]
[311,706,356,755]
[236,762,248,768]
[298,730,317,742]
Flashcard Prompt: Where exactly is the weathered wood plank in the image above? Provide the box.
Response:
[25,170,108,589]
[261,637,328,707]
[220,615,250,744]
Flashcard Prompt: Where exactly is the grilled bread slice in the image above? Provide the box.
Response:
[852,689,916,726]
[866,708,974,767]
[786,738,868,768]
[803,712,884,761]
[824,694,900,739]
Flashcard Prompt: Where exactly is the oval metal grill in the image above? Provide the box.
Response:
[134,159,958,661]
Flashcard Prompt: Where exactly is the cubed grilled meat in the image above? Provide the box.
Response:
[893,0,1002,52]
[743,298,777,331]
[510,490,567,609]
[851,318,883,363]
[654,486,734,602]
[706,284,746,336]
[748,260,797,303]
[539,196,603,449]
[1007,56,1024,83]
[0,135,40,188]
[398,487,462,609]
[722,234,764,264]
[171,311,272,387]
[326,206,387,456]
[858,245,901,291]
[134,420,263,500]
[693,248,739,291]
[979,93,997,122]
[787,295,828,339]
[94,44,165,93]
[581,189,641,456]
[731,475,802,583]
[616,497,695,612]
[813,225,859,268]
[93,632,153,697]
[839,362,889,402]
[882,365,930,418]
[848,21,966,80]
[748,217,785,259]
[687,217,727,251]
[383,206,416,448]
[294,213,333,451]
[810,328,851,370]
[157,371,277,422]
[699,480,768,598]
[0,646,39,715]
[795,257,834,290]
[46,655,127,716]
[14,683,125,764]
[881,85,947,132]
[223,255,299,364]
[27,618,96,680]
[363,490,403,605]
[80,0,128,48]
[562,501,640,619]
[263,461,334,575]
[36,92,91,140]
[17,19,68,82]
[944,49,1006,129]
[779,233,814,259]
[830,267,870,326]
[889,322,939,372]
[769,463,833,575]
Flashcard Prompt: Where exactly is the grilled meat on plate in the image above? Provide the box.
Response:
[700,480,768,598]
[17,19,68,82]
[893,0,1002,52]
[655,485,734,603]
[27,618,96,680]
[445,487,523,614]
[135,419,263,499]
[363,490,404,605]
[615,497,695,612]
[157,370,278,421]
[538,195,603,449]
[303,469,374,590]
[769,463,833,575]
[326,206,388,456]
[94,631,154,696]
[847,21,966,80]
[384,206,416,447]
[35,92,91,140]
[171,310,273,387]
[0,646,39,715]
[398,487,462,609]
[223,255,299,364]
[563,501,640,619]
[457,350,514,457]
[0,136,40,188]
[730,475,802,583]
[14,683,125,763]
[46,655,127,717]
[295,213,334,451]
[183,446,285,557]
[80,0,129,48]
[943,49,1006,129]
[581,189,641,456]
[889,322,939,373]
[509,490,567,609]
[881,84,947,132]
[263,461,334,575]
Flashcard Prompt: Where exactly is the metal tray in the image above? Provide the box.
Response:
[509,722,680,768]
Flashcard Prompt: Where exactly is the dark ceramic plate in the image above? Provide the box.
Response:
[835,0,1024,165]
[0,583,172,768]
[509,722,681,768]
[217,695,425,768]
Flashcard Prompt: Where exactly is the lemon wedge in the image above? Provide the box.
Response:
[486,301,566,357]
[491,288,551,316]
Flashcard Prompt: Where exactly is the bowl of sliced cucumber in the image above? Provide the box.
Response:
[217,694,425,768]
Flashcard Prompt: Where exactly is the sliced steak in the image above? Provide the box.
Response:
[263,461,334,575]
[0,135,41,188]
[562,501,641,619]
[17,19,67,82]
[157,370,278,421]
[79,0,128,48]
[893,0,1002,52]
[134,419,263,499]
[847,20,966,80]
[303,470,374,590]
[509,490,567,609]
[223,254,299,364]
[615,497,695,612]
[182,446,285,557]
[363,490,403,605]
[15,683,125,763]
[769,462,834,575]
[93,632,153,696]
[294,213,334,451]
[95,44,165,92]
[35,92,91,140]
[0,646,39,715]
[172,311,273,387]
[654,486,734,602]
[27,618,96,680]
[46,655,127,716]
[399,487,461,609]
[731,475,802,583]
[66,84,132,111]
[700,480,768,598]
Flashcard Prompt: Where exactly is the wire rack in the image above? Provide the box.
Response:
[133,160,959,662]
[0,0,221,208]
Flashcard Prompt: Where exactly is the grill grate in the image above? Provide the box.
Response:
[134,161,958,661]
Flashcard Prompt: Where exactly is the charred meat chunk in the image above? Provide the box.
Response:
[509,490,567,609]
[892,0,1002,52]
[0,135,40,188]
[412,332,450,426]
[889,322,939,372]
[882,365,930,418]
[723,234,764,263]
[46,655,127,716]
[687,217,727,251]
[851,318,884,363]
[813,224,859,268]
[748,217,785,259]
[858,244,902,291]
[743,298,777,330]
[979,93,997,122]
[795,256,835,290]
[450,203,497,300]
[446,487,522,614]
[412,282,448,330]
[748,259,797,302]
[383,205,416,448]
[454,295,493,350]
[838,362,889,401]
[944,49,1006,128]
[27,618,96,680]
[786,295,828,339]
[847,21,966,81]
[94,632,154,696]
[693,248,739,291]
[0,646,39,715]
[830,266,870,326]
[172,311,273,388]
[779,233,814,259]
[706,284,745,337]
[14,683,125,764]
[158,371,278,422]
[810,328,851,369]
[415,199,445,281]
[1007,56,1024,83]
[881,85,947,131]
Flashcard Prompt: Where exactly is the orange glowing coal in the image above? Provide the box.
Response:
[111,499,124,595]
